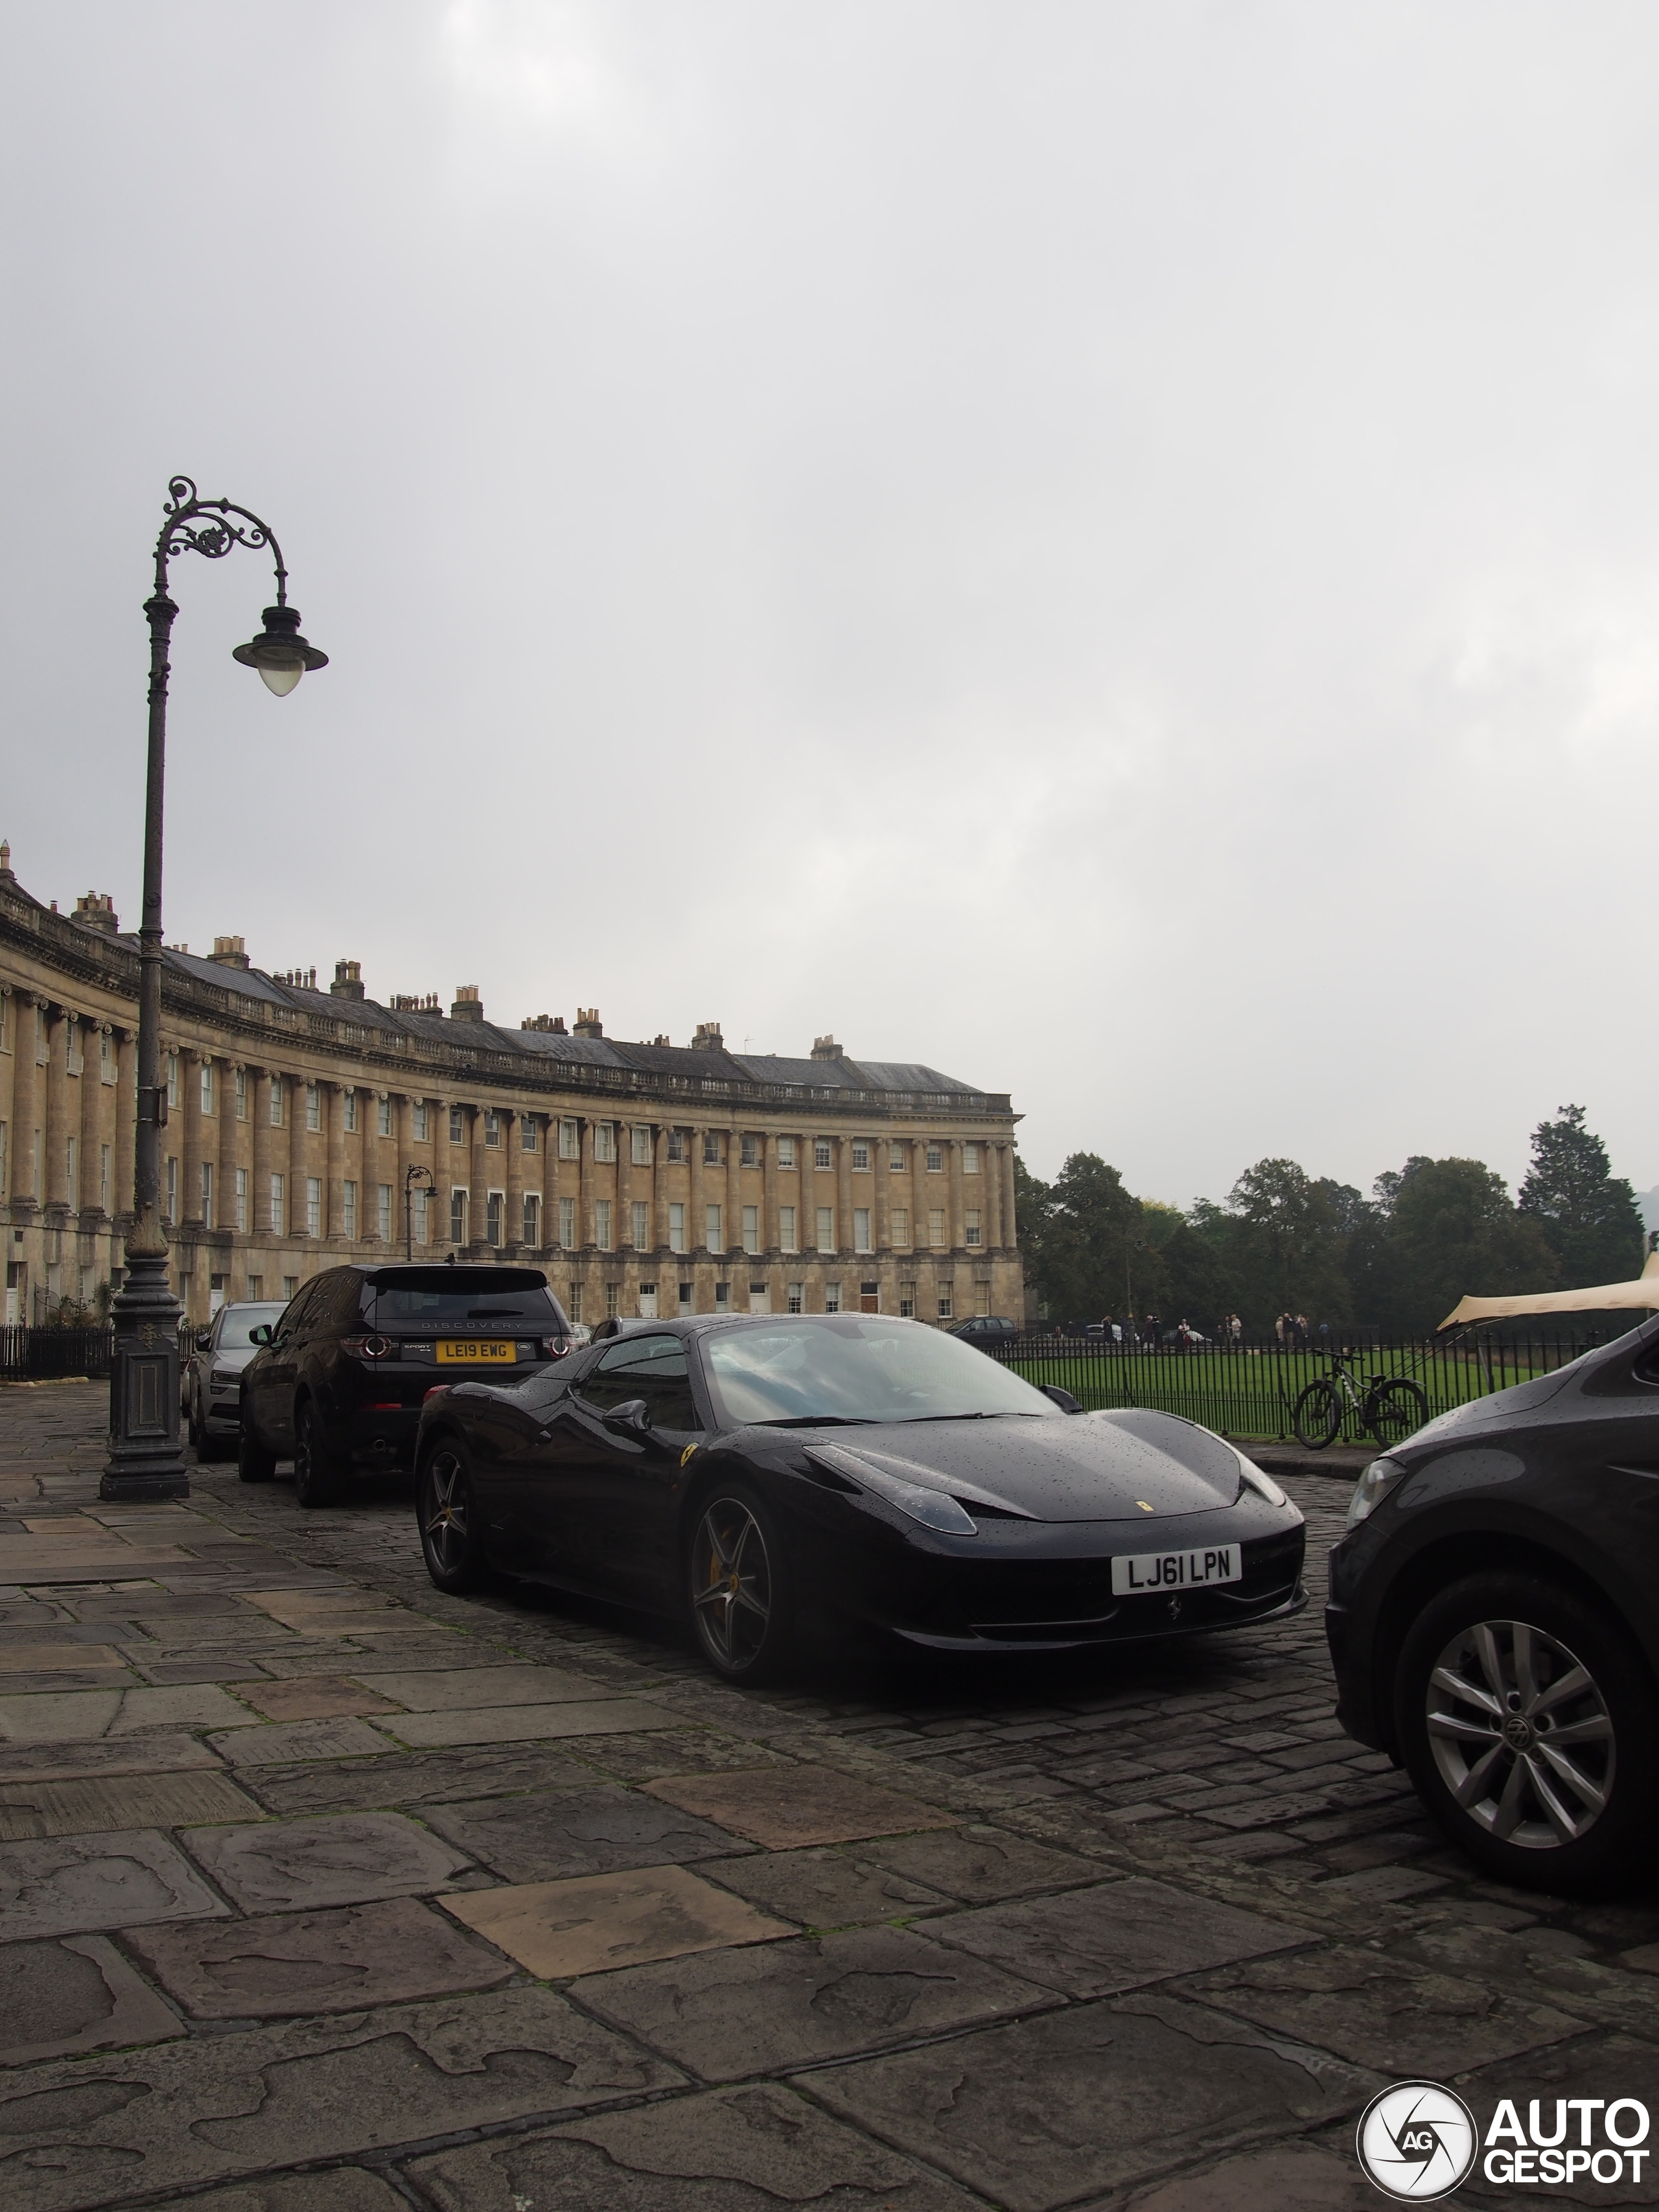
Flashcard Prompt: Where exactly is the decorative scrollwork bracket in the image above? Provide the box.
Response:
[154,475,288,603]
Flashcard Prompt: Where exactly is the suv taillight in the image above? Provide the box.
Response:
[341,1334,394,1360]
[544,1335,573,1358]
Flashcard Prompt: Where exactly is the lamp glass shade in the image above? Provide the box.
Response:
[233,603,327,694]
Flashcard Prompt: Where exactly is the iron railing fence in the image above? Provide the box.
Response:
[0,1325,117,1382]
[983,1329,1618,1446]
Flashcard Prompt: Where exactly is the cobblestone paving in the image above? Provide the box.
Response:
[0,1381,1654,2209]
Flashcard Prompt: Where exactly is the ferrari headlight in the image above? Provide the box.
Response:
[806,1446,979,1535]
[1233,1450,1287,1508]
[1346,1456,1407,1531]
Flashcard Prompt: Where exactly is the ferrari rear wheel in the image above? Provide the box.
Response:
[688,1484,792,1684]
[419,1441,485,1594]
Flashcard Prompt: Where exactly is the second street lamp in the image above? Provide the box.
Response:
[102,476,329,1504]
[405,1163,435,1262]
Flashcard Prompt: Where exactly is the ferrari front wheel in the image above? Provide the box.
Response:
[688,1484,793,1684]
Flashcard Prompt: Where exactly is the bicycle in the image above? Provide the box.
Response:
[1292,1351,1428,1450]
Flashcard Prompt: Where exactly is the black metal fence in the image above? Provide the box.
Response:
[982,1329,1616,1446]
[0,1326,116,1382]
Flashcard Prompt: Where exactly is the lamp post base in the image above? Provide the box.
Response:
[102,1249,189,1501]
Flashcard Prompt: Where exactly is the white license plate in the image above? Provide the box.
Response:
[1111,1544,1241,1596]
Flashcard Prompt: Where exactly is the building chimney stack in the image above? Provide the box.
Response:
[73,891,121,935]
[331,959,365,1000]
[573,1007,604,1038]
[811,1034,844,1061]
[209,934,249,968]
[690,1021,725,1053]
[450,984,484,1022]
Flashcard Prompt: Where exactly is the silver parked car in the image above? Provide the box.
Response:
[183,1301,287,1460]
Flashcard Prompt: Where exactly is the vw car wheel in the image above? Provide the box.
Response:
[1397,1572,1655,1892]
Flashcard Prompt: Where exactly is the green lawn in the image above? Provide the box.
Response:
[1004,1340,1573,1445]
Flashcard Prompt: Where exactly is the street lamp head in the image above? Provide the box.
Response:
[232,603,329,697]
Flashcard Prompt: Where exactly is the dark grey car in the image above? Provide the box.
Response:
[182,1301,287,1460]
[1327,1318,1659,1892]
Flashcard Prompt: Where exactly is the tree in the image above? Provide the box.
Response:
[1028,1153,1143,1321]
[1011,1154,1052,1317]
[1518,1105,1644,1289]
[1380,1157,1557,1334]
[1222,1159,1352,1326]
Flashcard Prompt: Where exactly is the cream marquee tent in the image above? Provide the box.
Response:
[1439,1249,1659,1330]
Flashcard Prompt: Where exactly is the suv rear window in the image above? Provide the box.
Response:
[366,1270,568,1329]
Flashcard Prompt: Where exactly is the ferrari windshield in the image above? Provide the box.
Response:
[701,1316,1062,1427]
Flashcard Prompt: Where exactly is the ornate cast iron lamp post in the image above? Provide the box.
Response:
[102,477,327,1502]
[405,1163,435,1262]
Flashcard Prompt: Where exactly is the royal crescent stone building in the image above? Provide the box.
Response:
[0,853,1024,1330]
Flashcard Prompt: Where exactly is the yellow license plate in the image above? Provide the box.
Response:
[435,1339,516,1365]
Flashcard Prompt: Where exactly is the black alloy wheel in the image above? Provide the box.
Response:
[1395,1570,1656,1892]
[1292,1379,1342,1450]
[292,1401,344,1509]
[238,1423,277,1483]
[418,1441,484,1593]
[1367,1377,1428,1445]
[688,1483,791,1684]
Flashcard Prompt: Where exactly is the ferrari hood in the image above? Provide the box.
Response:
[806,1406,1246,1522]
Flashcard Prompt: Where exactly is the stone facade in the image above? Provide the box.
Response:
[0,859,1023,1329]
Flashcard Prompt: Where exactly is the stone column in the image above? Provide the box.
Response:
[274,1075,294,1243]
[835,1134,853,1257]
[218,1062,240,1240]
[799,1133,816,1254]
[726,1125,742,1259]
[655,1125,671,1252]
[873,1133,890,1253]
[616,1120,633,1252]
[689,1126,705,1253]
[327,1082,347,1240]
[1002,1143,1018,1253]
[579,1115,594,1250]
[0,990,14,1198]
[763,1133,780,1254]
[948,1139,966,1252]
[912,1140,929,1257]
[395,1096,414,1255]
[113,1029,137,1229]
[249,1075,271,1239]
[44,1007,71,1209]
[469,1106,488,1252]
[504,1110,523,1253]
[985,1139,1004,1250]
[79,1021,104,1218]
[172,1047,200,1226]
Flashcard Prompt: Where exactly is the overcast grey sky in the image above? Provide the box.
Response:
[3,3,1656,1200]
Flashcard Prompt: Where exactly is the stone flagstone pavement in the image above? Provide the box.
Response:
[0,1380,1656,2210]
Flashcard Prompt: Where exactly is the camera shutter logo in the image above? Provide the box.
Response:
[1356,2081,1478,2200]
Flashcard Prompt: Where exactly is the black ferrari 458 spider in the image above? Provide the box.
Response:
[413,1312,1306,1680]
